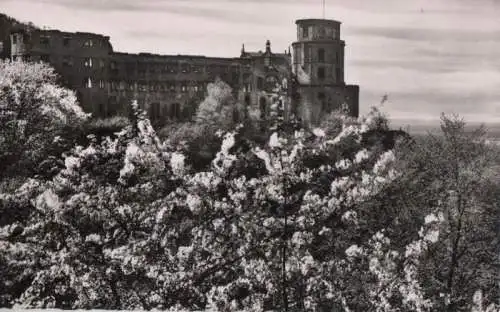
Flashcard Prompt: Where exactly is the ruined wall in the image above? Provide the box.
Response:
[108,53,244,126]
[10,29,113,114]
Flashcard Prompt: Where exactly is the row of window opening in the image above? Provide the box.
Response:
[294,48,341,63]
[83,78,206,93]
[36,35,99,48]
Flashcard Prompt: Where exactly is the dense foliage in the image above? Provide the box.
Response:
[0,60,89,181]
[0,61,498,311]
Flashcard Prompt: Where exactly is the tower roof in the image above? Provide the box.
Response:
[295,18,341,25]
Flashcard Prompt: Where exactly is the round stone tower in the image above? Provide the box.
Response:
[292,19,344,85]
[291,18,358,124]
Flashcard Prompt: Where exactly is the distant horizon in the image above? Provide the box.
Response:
[2,0,499,123]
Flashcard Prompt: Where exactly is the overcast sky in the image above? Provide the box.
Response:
[2,0,500,125]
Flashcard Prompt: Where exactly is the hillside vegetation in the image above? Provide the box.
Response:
[0,60,498,312]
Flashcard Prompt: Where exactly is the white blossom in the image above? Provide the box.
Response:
[170,152,186,176]
[254,147,274,173]
[373,150,396,175]
[85,234,102,244]
[354,148,371,164]
[346,244,364,258]
[186,194,203,214]
[221,132,236,154]
[336,158,352,170]
[312,127,326,138]
[64,156,80,171]
[269,132,281,148]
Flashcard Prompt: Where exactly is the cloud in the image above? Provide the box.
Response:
[361,92,500,123]
[350,59,464,74]
[348,26,500,42]
[16,0,164,12]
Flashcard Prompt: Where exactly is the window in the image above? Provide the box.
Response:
[259,97,267,119]
[63,56,73,67]
[304,47,310,62]
[170,102,181,119]
[318,26,326,39]
[84,57,93,68]
[181,64,190,73]
[84,39,94,47]
[232,71,239,84]
[99,80,106,89]
[336,68,342,82]
[84,77,92,88]
[257,77,264,89]
[181,84,187,92]
[40,36,50,46]
[317,67,325,80]
[294,46,302,65]
[99,59,105,68]
[244,94,251,106]
[302,26,309,38]
[150,102,161,122]
[166,63,177,73]
[40,54,50,63]
[207,65,216,75]
[12,35,17,44]
[63,37,71,46]
[265,76,278,91]
[318,48,325,62]
[318,92,328,112]
[110,61,117,70]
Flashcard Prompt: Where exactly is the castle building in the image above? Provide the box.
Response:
[9,18,359,126]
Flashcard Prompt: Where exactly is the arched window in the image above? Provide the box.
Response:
[265,75,278,92]
[318,48,325,62]
[259,97,267,119]
[257,77,264,89]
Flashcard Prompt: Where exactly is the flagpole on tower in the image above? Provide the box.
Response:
[322,0,325,19]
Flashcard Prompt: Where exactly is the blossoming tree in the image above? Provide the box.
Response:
[0,65,498,312]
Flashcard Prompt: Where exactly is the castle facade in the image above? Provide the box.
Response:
[9,18,359,126]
